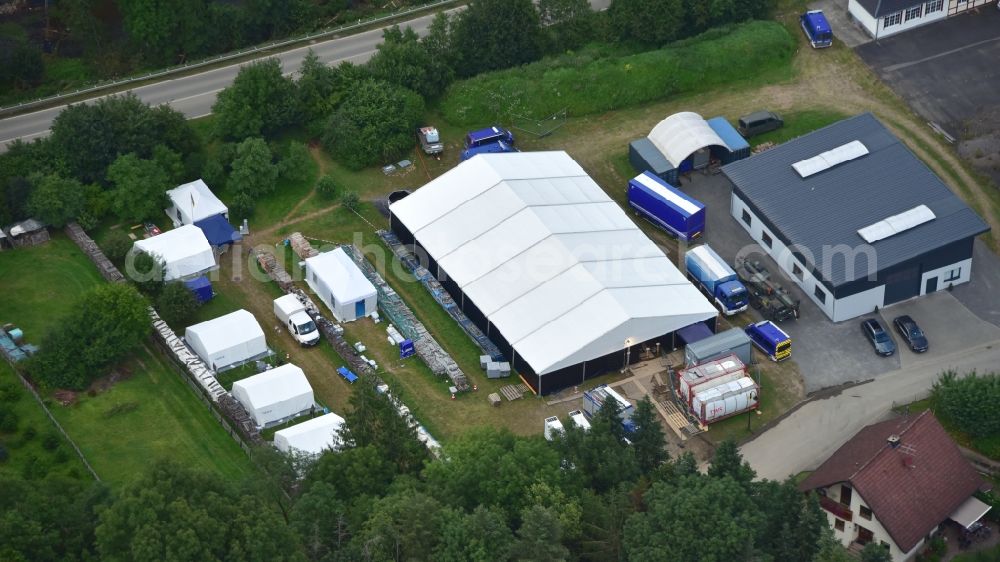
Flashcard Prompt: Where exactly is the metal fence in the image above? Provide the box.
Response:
[0,0,457,117]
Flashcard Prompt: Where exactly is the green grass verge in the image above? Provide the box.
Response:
[441,20,796,126]
[951,545,1000,562]
[748,109,850,148]
[894,398,1000,460]
[47,344,254,486]
[0,234,105,338]
[0,362,89,481]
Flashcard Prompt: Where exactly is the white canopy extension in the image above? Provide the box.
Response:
[792,140,869,178]
[304,248,378,322]
[390,151,717,376]
[185,309,267,371]
[232,364,315,428]
[273,412,346,456]
[858,204,936,243]
[132,224,216,281]
[950,496,992,529]
[647,112,727,168]
[165,179,228,226]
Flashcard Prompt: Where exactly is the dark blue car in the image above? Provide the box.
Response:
[893,315,929,353]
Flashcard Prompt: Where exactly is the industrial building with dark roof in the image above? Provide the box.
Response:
[722,113,989,322]
[799,411,989,561]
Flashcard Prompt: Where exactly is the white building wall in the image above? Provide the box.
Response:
[848,0,880,36]
[821,484,930,561]
[920,258,972,295]
[948,0,992,15]
[850,0,948,39]
[304,264,377,322]
[730,193,888,322]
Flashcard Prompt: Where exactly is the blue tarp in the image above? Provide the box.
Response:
[337,367,359,383]
[184,275,214,303]
[706,117,751,163]
[677,322,713,346]
[194,213,242,247]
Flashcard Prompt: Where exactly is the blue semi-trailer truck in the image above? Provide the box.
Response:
[627,172,705,241]
[685,244,749,315]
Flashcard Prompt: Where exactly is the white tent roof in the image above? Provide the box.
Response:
[133,224,216,281]
[273,412,345,456]
[232,363,313,413]
[305,248,377,303]
[166,179,228,223]
[647,112,727,168]
[390,151,717,375]
[185,309,265,358]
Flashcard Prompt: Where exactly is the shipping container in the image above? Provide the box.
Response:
[691,376,759,424]
[706,117,751,163]
[628,172,705,241]
[628,138,677,184]
[676,354,747,407]
[685,328,753,366]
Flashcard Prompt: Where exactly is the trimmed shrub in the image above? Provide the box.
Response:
[316,175,337,199]
[42,433,60,451]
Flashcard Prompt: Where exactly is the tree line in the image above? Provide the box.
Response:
[1,374,857,562]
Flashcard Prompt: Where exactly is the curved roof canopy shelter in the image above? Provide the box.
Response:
[647,112,728,168]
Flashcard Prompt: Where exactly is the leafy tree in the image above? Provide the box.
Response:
[152,144,187,184]
[538,0,598,51]
[119,0,210,65]
[278,141,314,185]
[28,284,150,390]
[574,487,631,561]
[814,528,854,562]
[609,0,684,46]
[340,190,359,211]
[230,192,256,219]
[435,505,515,562]
[367,25,453,99]
[3,175,36,225]
[341,377,429,475]
[450,0,544,78]
[316,174,337,199]
[351,489,447,561]
[422,13,457,78]
[753,480,825,562]
[26,174,85,227]
[296,53,367,137]
[155,282,200,328]
[0,39,44,87]
[106,153,171,222]
[322,79,425,170]
[860,542,892,562]
[229,137,278,200]
[213,58,300,141]
[126,251,166,298]
[931,370,1000,437]
[708,440,755,485]
[555,399,639,492]
[624,475,763,561]
[512,505,570,561]
[101,230,135,263]
[631,396,668,474]
[289,482,351,561]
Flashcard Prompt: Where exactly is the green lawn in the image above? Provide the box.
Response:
[48,344,254,486]
[748,109,850,148]
[0,362,89,481]
[0,234,105,338]
[951,545,1000,562]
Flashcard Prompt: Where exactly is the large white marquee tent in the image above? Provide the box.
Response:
[185,309,268,371]
[232,364,315,428]
[389,151,717,394]
[273,412,345,456]
[132,224,216,281]
[305,248,377,322]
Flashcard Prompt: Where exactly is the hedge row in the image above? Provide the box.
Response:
[441,20,796,126]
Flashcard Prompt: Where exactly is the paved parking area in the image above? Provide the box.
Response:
[855,8,1000,137]
[951,239,1000,329]
[808,0,872,48]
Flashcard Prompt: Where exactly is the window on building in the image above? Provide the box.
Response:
[741,209,752,226]
[814,285,827,304]
[905,5,923,20]
[925,0,944,13]
[883,11,903,27]
[834,519,845,532]
[840,485,853,507]
[860,505,873,520]
[792,263,804,281]
[761,231,773,249]
[945,267,961,282]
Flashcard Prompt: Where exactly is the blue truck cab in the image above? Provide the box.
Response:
[685,245,749,315]
[628,172,706,241]
[465,126,515,149]
[745,321,792,362]
[801,10,833,48]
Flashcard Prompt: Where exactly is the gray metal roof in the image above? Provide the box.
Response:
[630,138,673,174]
[722,113,989,288]
[856,0,924,18]
[685,328,750,358]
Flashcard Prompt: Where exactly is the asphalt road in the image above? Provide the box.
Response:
[0,12,443,150]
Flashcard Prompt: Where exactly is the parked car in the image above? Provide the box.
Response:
[737,111,784,138]
[893,315,929,353]
[861,318,896,357]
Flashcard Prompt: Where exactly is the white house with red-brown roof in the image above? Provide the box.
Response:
[799,411,990,561]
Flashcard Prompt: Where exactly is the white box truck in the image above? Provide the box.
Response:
[273,294,320,347]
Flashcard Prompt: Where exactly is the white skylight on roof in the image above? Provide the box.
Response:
[857,204,936,243]
[792,140,869,178]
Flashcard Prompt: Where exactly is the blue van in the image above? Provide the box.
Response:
[800,10,833,49]
[745,320,792,362]
[465,126,515,149]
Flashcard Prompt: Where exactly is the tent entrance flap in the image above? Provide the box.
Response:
[950,496,992,529]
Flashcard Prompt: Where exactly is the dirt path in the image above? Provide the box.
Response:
[249,147,340,244]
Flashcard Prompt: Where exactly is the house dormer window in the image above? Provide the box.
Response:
[860,505,872,520]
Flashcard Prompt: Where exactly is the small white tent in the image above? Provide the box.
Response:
[304,248,377,322]
[273,412,345,456]
[185,309,268,371]
[232,364,315,428]
[133,224,216,281]
[166,179,228,227]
